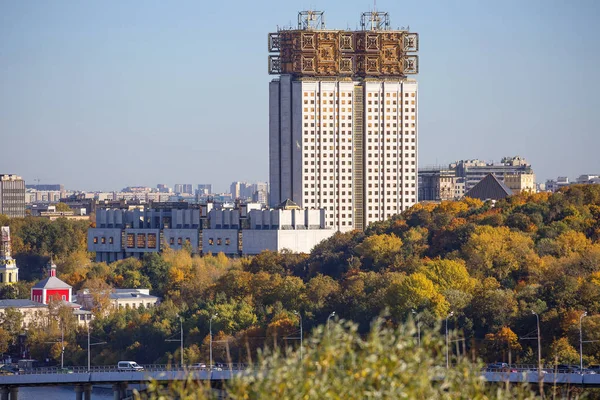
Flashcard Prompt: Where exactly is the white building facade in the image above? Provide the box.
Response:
[268,11,419,231]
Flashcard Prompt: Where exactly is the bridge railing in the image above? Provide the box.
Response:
[14,363,252,375]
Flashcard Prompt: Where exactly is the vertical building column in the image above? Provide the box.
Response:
[8,387,17,400]
[0,387,8,400]
[74,385,83,400]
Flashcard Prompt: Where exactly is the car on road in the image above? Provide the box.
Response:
[553,364,596,374]
[486,363,517,372]
[57,367,74,374]
[117,361,144,371]
[189,363,207,370]
[0,365,19,375]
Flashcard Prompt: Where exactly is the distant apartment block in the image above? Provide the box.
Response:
[451,156,533,193]
[504,173,536,195]
[25,190,62,204]
[156,184,171,193]
[25,184,64,191]
[545,177,570,193]
[418,168,456,202]
[0,174,26,218]
[196,184,212,195]
[88,201,334,262]
[174,184,193,195]
[122,186,152,193]
[576,175,600,184]
[230,182,269,205]
[544,174,599,192]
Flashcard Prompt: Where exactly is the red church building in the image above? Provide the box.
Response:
[30,261,72,304]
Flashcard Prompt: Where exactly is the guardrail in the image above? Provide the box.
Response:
[12,363,251,375]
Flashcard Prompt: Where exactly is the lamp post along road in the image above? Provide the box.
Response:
[87,322,106,372]
[446,311,453,369]
[327,312,336,334]
[580,311,587,372]
[412,310,420,347]
[61,321,64,370]
[294,311,303,360]
[532,311,541,374]
[180,317,183,366]
[210,314,218,368]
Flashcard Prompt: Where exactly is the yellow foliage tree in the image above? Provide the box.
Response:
[355,233,403,270]
[419,258,476,293]
[386,272,449,318]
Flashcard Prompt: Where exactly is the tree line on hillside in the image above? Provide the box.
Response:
[1,184,600,368]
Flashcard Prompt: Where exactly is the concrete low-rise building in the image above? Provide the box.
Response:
[88,201,335,262]
[504,173,536,195]
[77,288,160,310]
[0,300,48,328]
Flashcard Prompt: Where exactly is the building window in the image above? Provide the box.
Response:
[127,234,135,248]
[225,238,231,246]
[170,237,175,245]
[148,233,157,248]
[209,238,214,245]
[101,237,106,244]
[137,234,146,248]
[177,238,182,245]
[109,237,113,244]
[217,238,222,245]
[93,237,98,244]
[62,295,66,301]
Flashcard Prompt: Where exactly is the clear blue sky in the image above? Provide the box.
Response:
[1,0,598,192]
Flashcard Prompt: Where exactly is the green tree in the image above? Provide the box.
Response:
[54,203,71,212]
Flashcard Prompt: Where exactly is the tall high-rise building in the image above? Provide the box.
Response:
[0,175,26,218]
[197,184,212,195]
[268,11,419,231]
[174,184,193,195]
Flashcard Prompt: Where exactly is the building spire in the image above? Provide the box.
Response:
[48,257,57,277]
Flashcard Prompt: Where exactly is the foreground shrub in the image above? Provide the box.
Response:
[139,318,539,399]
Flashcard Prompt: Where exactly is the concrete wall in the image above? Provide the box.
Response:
[202,229,239,255]
[88,228,123,252]
[163,229,199,251]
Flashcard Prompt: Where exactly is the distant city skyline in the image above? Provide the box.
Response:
[1,0,599,190]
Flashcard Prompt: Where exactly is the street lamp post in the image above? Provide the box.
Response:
[327,312,336,334]
[87,322,106,372]
[61,321,64,370]
[294,311,303,360]
[179,317,184,366]
[532,310,542,374]
[580,311,588,372]
[446,311,453,369]
[210,314,218,368]
[412,310,421,347]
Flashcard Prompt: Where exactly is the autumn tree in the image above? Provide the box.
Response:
[484,326,522,363]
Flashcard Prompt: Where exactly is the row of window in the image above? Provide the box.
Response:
[207,238,232,246]
[302,92,415,98]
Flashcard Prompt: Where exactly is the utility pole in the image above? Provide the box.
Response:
[210,314,218,368]
[180,317,183,366]
[532,310,542,375]
[445,311,453,369]
[87,322,106,372]
[166,316,184,366]
[61,321,64,370]
[412,310,420,346]
[580,311,587,372]
[294,311,303,360]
